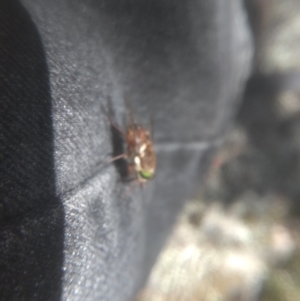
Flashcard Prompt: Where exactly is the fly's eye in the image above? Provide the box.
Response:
[139,170,154,180]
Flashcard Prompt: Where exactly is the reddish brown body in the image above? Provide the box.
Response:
[126,123,156,183]
[105,104,156,184]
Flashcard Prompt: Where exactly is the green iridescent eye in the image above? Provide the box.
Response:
[139,170,154,180]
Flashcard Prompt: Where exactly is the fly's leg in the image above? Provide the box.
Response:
[127,164,134,178]
[110,153,127,162]
[123,180,139,197]
[101,153,127,166]
[106,115,126,136]
[139,182,145,188]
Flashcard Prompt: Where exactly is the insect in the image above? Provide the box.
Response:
[104,102,156,186]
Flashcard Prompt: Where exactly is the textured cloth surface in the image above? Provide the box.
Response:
[0,0,252,300]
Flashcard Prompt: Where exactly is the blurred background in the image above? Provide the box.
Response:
[133,1,300,300]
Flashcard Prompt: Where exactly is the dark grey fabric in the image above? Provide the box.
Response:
[0,0,252,300]
[0,1,64,300]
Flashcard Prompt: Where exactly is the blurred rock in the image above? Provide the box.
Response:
[260,0,300,73]
[134,194,298,301]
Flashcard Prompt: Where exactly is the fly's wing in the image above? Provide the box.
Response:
[124,97,137,128]
[101,104,126,136]
[149,115,154,139]
[124,97,154,136]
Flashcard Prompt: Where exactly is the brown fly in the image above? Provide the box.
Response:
[104,102,156,186]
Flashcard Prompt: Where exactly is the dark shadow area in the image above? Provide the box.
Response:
[238,74,300,214]
[0,0,64,299]
[213,72,300,218]
[209,2,300,212]
[110,121,129,180]
[105,101,129,180]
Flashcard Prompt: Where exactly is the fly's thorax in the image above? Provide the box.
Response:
[126,126,150,159]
